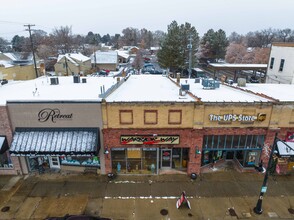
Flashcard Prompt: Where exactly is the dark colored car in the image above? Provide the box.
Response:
[249,76,259,83]
[45,214,111,220]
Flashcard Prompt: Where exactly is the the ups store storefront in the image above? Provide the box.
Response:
[7,101,105,174]
[198,104,273,172]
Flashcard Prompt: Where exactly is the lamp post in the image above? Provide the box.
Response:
[254,133,278,214]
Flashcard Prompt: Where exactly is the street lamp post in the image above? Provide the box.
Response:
[254,133,278,214]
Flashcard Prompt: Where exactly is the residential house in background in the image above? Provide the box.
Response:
[116,50,129,64]
[54,53,91,76]
[266,42,294,84]
[0,52,43,80]
[91,51,118,71]
[122,46,139,55]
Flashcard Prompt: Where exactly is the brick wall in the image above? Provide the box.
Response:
[103,128,201,174]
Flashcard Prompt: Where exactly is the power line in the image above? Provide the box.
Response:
[24,24,38,78]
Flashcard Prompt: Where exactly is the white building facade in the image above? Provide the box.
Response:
[266,42,294,84]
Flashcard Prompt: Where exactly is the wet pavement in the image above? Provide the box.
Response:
[0,169,294,220]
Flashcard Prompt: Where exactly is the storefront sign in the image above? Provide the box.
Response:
[121,135,180,145]
[38,108,73,123]
[209,113,266,122]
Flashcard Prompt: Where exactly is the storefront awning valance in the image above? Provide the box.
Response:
[277,141,294,157]
[0,136,9,154]
[9,128,100,156]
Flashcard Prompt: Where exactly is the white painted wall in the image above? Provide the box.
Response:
[266,45,294,84]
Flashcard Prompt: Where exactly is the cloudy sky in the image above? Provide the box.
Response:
[0,0,293,40]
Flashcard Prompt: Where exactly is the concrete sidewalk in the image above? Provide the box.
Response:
[1,170,294,219]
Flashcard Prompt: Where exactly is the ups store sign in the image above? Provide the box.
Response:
[209,113,266,122]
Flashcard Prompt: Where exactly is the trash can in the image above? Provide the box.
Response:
[191,173,197,180]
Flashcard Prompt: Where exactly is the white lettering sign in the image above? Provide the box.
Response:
[209,113,266,122]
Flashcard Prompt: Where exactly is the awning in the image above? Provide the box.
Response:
[9,128,100,156]
[0,136,9,154]
[276,141,294,157]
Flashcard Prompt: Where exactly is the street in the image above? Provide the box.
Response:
[1,169,294,220]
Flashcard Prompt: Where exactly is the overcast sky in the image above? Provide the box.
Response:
[1,0,293,40]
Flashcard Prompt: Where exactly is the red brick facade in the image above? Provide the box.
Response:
[103,128,201,174]
[0,106,21,175]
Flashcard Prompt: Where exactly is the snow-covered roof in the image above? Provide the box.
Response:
[3,53,17,61]
[209,63,267,69]
[236,83,294,102]
[176,78,272,103]
[91,51,118,64]
[0,76,119,105]
[57,53,90,64]
[0,60,13,68]
[106,75,195,103]
[116,50,129,59]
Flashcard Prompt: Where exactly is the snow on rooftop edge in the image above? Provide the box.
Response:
[0,76,118,105]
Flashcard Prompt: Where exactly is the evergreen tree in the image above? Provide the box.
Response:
[157,21,199,73]
[199,29,229,62]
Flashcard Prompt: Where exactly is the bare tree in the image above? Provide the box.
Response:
[225,43,247,63]
[51,26,75,54]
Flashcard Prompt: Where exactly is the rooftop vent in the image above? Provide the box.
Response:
[237,78,246,87]
[50,77,59,85]
[202,78,220,89]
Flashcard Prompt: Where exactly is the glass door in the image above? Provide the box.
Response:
[49,156,60,169]
[161,149,172,169]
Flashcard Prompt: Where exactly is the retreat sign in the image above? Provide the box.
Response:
[121,135,180,145]
[209,113,266,122]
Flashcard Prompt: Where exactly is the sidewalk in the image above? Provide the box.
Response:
[1,169,294,220]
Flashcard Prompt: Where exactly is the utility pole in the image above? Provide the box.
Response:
[65,56,69,76]
[24,24,38,78]
[187,35,192,79]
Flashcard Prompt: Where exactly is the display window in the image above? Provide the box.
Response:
[0,152,13,169]
[111,148,157,174]
[60,155,100,167]
[203,135,265,149]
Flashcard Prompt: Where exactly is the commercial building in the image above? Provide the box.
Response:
[0,74,294,176]
[0,75,118,175]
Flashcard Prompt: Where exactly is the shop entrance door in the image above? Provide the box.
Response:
[161,149,172,169]
[49,156,60,169]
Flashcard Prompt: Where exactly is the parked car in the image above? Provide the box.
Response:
[46,214,111,220]
[249,76,259,83]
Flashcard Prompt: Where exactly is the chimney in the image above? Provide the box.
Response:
[176,73,180,84]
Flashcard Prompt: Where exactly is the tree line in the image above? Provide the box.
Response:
[0,22,293,71]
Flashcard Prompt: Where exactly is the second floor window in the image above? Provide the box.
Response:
[279,59,285,71]
[269,57,274,69]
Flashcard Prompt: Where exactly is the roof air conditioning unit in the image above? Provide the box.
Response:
[73,75,80,83]
[82,78,87,83]
[50,77,59,85]
[181,84,190,91]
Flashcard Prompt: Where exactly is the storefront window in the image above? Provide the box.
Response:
[203,135,265,149]
[60,155,100,167]
[127,148,142,174]
[111,148,126,174]
[142,148,157,174]
[0,152,13,169]
[172,148,189,169]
